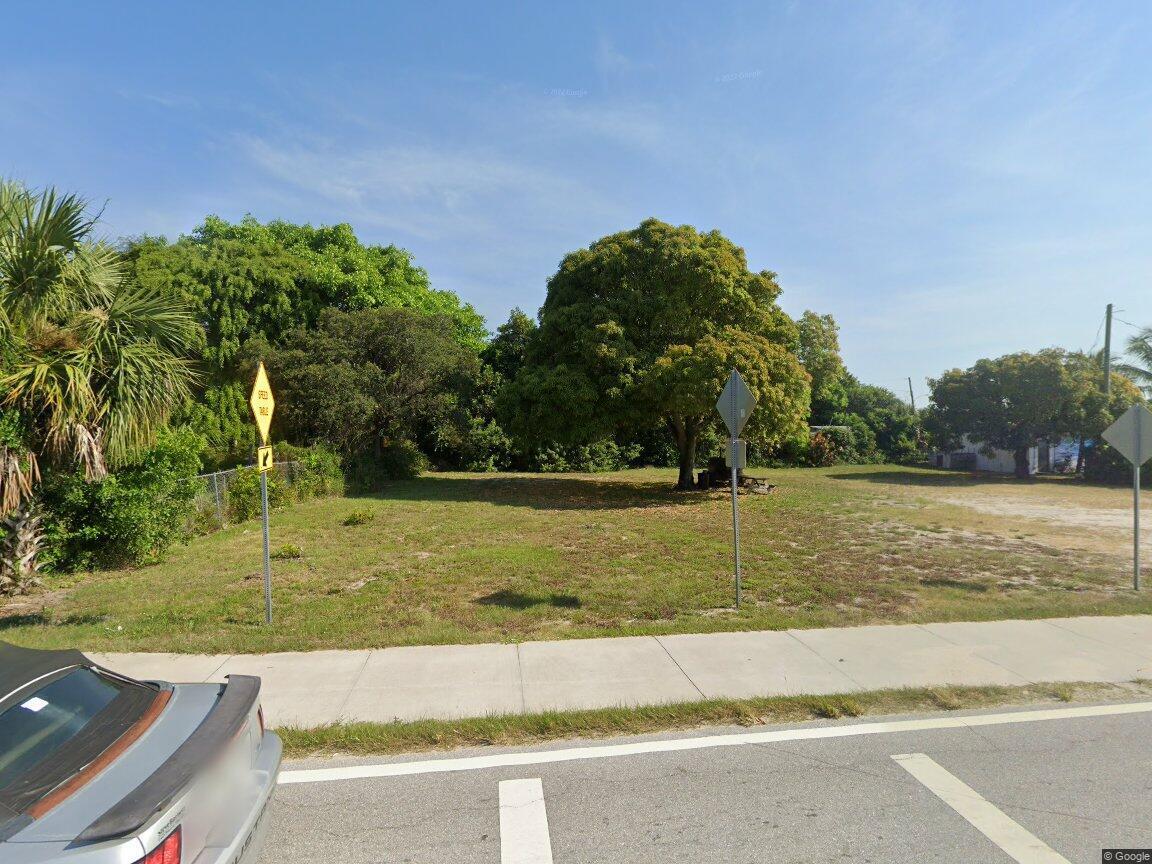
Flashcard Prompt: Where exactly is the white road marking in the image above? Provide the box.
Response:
[278,699,1152,785]
[499,778,554,864]
[892,753,1070,864]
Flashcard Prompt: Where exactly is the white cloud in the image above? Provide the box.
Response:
[234,133,624,241]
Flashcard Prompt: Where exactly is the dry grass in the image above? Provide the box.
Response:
[3,466,1150,654]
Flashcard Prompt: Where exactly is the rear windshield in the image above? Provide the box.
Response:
[0,667,159,826]
[0,668,125,789]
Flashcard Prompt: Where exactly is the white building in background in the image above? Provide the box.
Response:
[934,436,1079,475]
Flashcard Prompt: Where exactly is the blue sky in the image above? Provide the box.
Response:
[3,1,1150,400]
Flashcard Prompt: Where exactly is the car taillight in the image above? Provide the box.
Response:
[257,706,265,737]
[136,827,181,864]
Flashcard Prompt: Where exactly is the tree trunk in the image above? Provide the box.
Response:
[1013,447,1032,479]
[0,507,44,597]
[675,430,698,491]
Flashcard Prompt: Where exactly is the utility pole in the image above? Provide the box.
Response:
[907,377,916,413]
[1104,303,1114,397]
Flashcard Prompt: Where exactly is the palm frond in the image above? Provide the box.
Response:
[0,182,101,328]
[0,448,39,514]
[96,341,196,463]
[2,180,199,487]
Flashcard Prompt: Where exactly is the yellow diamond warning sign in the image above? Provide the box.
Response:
[249,361,275,444]
[257,445,274,472]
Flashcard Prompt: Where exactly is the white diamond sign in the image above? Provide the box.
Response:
[716,369,756,438]
[1102,403,1152,466]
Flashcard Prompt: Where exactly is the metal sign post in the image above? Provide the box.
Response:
[716,371,756,609]
[249,362,276,624]
[1102,403,1152,590]
[260,469,272,623]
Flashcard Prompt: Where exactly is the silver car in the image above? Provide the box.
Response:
[0,642,281,863]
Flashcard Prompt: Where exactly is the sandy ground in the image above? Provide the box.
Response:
[850,474,1150,557]
[938,495,1136,531]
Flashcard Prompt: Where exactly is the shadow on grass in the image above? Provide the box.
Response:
[474,590,581,610]
[0,612,106,629]
[352,474,711,511]
[918,577,992,593]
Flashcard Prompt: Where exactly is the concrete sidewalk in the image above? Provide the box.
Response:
[92,615,1152,727]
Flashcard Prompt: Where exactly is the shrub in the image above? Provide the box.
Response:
[271,543,302,560]
[458,417,514,472]
[225,466,287,522]
[278,443,345,499]
[528,440,641,473]
[40,428,204,571]
[379,440,427,479]
[342,509,375,526]
[346,440,427,492]
[807,428,855,467]
[1083,439,1152,487]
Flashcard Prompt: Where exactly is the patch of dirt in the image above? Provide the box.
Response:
[938,495,1135,532]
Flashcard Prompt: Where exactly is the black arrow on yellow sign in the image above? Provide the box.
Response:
[257,445,273,472]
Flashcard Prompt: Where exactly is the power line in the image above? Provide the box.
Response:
[1088,311,1106,355]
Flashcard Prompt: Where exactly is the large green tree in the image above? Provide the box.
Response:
[260,308,478,462]
[838,377,920,462]
[124,216,486,459]
[502,219,810,489]
[797,310,848,424]
[0,181,197,589]
[927,349,1137,478]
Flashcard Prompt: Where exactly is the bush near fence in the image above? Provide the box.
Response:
[41,428,204,571]
[193,444,345,532]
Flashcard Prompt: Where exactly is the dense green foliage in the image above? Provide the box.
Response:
[501,219,811,488]
[220,445,345,523]
[834,377,920,462]
[1,183,198,481]
[927,350,1141,477]
[260,307,477,477]
[797,311,849,424]
[39,428,203,570]
[125,216,485,461]
[1,182,199,588]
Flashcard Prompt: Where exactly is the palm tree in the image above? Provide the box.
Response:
[0,180,198,592]
[1116,328,1152,397]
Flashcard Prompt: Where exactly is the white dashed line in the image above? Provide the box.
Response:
[892,753,1071,864]
[499,778,553,864]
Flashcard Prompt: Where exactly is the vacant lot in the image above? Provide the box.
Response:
[3,466,1150,653]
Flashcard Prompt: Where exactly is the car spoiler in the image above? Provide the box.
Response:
[76,675,261,844]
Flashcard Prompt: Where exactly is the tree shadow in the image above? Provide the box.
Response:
[0,612,106,629]
[918,577,992,593]
[474,590,581,610]
[0,613,49,629]
[351,474,715,511]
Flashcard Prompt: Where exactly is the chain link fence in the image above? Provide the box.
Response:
[192,461,301,529]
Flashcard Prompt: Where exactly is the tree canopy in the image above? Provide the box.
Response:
[0,181,198,591]
[124,215,486,459]
[1,182,197,491]
[261,308,478,463]
[501,219,810,488]
[797,310,848,424]
[927,349,1141,477]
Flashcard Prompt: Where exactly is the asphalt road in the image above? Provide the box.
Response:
[260,701,1152,863]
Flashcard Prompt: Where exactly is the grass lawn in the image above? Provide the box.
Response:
[4,465,1152,654]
